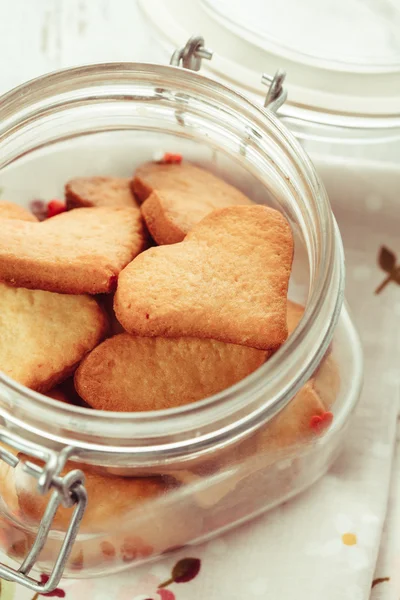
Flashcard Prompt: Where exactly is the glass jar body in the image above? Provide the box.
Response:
[0,64,363,580]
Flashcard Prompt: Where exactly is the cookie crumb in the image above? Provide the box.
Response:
[154,152,183,165]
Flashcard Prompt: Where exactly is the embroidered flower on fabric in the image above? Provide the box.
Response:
[117,557,201,600]
[306,513,378,571]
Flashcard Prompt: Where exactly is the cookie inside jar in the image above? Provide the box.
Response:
[0,152,338,397]
[0,149,340,475]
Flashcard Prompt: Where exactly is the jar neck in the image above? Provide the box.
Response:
[0,63,344,464]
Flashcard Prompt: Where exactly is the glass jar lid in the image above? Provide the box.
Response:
[139,0,400,119]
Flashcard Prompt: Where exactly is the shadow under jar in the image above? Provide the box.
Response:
[0,62,363,592]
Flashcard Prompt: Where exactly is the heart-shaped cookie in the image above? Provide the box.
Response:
[181,381,329,512]
[115,205,293,350]
[0,456,201,566]
[0,201,37,222]
[1,455,170,532]
[132,162,253,244]
[0,282,108,392]
[312,353,340,409]
[255,381,327,452]
[75,333,268,411]
[65,176,139,210]
[0,206,146,294]
[286,299,340,409]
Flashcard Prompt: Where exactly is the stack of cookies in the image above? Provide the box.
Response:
[0,158,340,559]
[0,158,338,422]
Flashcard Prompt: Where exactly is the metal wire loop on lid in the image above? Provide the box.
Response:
[170,34,213,71]
[261,70,288,113]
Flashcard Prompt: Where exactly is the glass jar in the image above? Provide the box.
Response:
[0,50,363,594]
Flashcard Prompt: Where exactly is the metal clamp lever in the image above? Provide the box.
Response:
[0,428,87,594]
[261,70,288,113]
[170,35,213,71]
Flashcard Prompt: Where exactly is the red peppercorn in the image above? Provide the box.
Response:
[162,153,183,165]
[47,199,66,218]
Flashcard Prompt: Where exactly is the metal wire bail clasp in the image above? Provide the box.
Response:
[261,70,288,113]
[0,428,87,594]
[170,35,213,71]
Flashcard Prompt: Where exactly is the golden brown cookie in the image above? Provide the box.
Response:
[0,455,172,533]
[115,205,293,350]
[0,457,202,569]
[132,162,253,244]
[286,299,340,409]
[0,207,146,294]
[255,382,327,453]
[18,463,170,532]
[312,353,341,410]
[168,380,328,509]
[164,302,338,506]
[0,201,37,222]
[0,444,19,515]
[0,282,108,392]
[65,177,139,210]
[75,333,268,411]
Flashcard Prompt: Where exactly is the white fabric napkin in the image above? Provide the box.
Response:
[370,424,400,600]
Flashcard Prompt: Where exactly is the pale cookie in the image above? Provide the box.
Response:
[312,353,341,410]
[0,201,37,222]
[255,382,326,453]
[0,458,202,567]
[287,299,340,408]
[132,162,253,244]
[115,205,293,350]
[177,382,328,510]
[0,282,108,392]
[160,381,328,511]
[0,456,171,533]
[0,444,19,515]
[75,333,268,411]
[0,207,146,294]
[165,301,338,506]
[287,299,305,334]
[65,176,139,210]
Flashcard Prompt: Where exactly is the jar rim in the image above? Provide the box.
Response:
[0,62,345,461]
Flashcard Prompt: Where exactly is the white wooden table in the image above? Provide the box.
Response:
[0,0,154,96]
